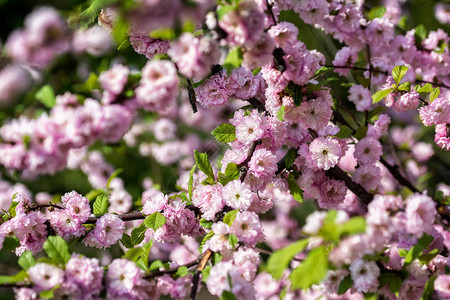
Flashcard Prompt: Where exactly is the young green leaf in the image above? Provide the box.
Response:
[422,275,437,300]
[228,234,238,248]
[223,210,239,226]
[0,270,28,284]
[337,276,352,295]
[200,231,215,252]
[131,224,147,246]
[149,27,176,40]
[218,163,240,185]
[223,47,243,74]
[121,233,134,249]
[284,148,297,169]
[140,240,153,270]
[287,174,303,203]
[93,194,109,216]
[212,123,237,143]
[429,87,440,102]
[372,89,393,103]
[367,6,386,20]
[18,251,36,270]
[43,236,70,265]
[144,212,166,231]
[277,105,285,121]
[106,169,123,190]
[392,65,409,86]
[354,125,368,140]
[289,246,328,290]
[176,266,189,277]
[194,150,215,180]
[200,218,213,229]
[334,125,353,139]
[267,239,309,280]
[221,290,237,300]
[36,85,56,109]
[403,233,434,264]
[415,83,433,94]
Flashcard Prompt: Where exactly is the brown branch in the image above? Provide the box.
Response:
[247,97,266,113]
[145,259,200,279]
[189,249,213,300]
[325,166,373,205]
[265,0,277,26]
[379,157,420,193]
[415,79,450,90]
[27,203,65,212]
[238,140,262,181]
[0,283,30,288]
[84,211,145,224]
[187,78,198,114]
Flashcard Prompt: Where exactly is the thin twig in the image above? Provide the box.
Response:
[145,259,200,278]
[187,78,198,114]
[189,249,213,300]
[379,157,420,193]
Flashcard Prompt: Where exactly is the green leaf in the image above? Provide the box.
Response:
[368,106,387,120]
[112,17,129,46]
[149,260,164,271]
[418,248,439,264]
[289,246,328,290]
[68,0,118,29]
[217,4,234,20]
[338,217,366,237]
[176,266,189,277]
[106,169,123,189]
[43,236,70,265]
[316,77,339,88]
[284,148,297,169]
[372,88,393,103]
[188,165,196,201]
[202,266,211,283]
[252,67,262,75]
[398,81,411,92]
[131,224,147,246]
[267,239,309,280]
[429,87,440,102]
[337,276,352,295]
[367,6,386,20]
[354,125,368,140]
[39,284,60,299]
[334,125,353,139]
[36,85,56,109]
[200,218,213,229]
[314,66,333,77]
[228,234,238,248]
[392,65,409,86]
[379,272,402,293]
[18,251,36,270]
[2,236,20,252]
[140,240,153,270]
[414,24,427,42]
[93,193,109,216]
[194,150,215,180]
[287,174,303,203]
[123,247,141,261]
[149,27,176,40]
[121,233,134,249]
[223,47,243,74]
[221,290,237,300]
[404,233,434,264]
[223,210,239,226]
[212,123,237,143]
[85,189,104,202]
[218,163,240,186]
[144,212,166,231]
[200,231,215,252]
[422,275,437,300]
[0,270,28,284]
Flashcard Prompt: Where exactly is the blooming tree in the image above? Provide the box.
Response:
[0,0,449,299]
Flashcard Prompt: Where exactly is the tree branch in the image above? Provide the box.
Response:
[189,249,213,300]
